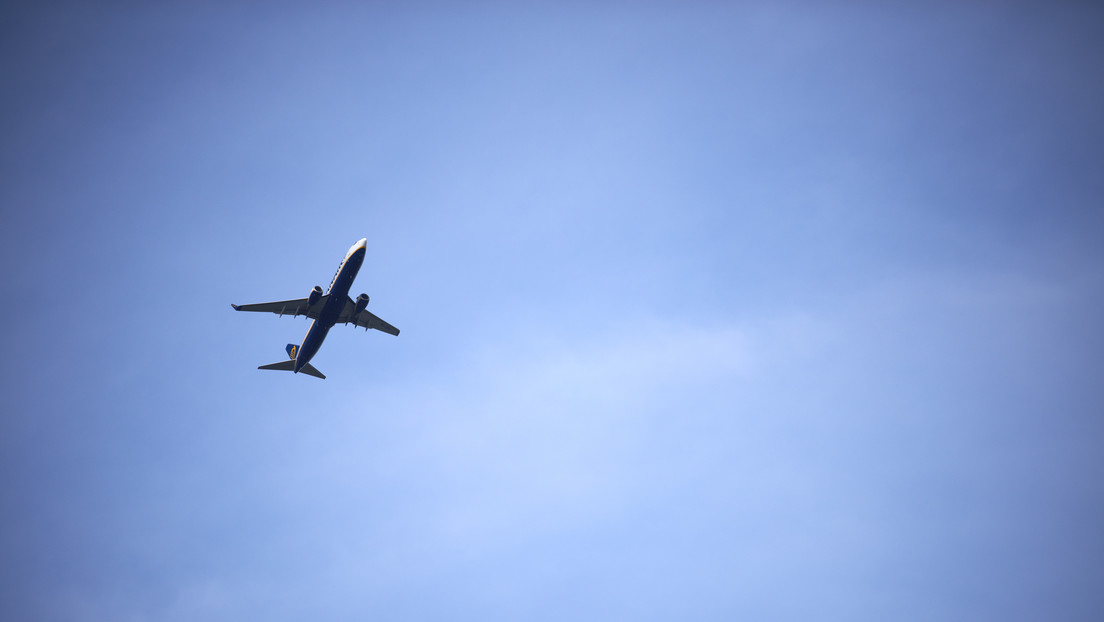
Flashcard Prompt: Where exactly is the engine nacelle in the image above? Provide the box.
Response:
[354,293,370,315]
[308,285,323,306]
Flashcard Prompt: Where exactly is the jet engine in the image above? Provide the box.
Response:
[308,285,323,306]
[354,293,370,315]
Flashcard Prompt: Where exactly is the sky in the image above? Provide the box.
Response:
[2,2,1103,620]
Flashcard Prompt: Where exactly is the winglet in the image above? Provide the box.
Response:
[231,304,241,310]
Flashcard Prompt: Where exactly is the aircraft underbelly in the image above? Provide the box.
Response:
[298,320,330,364]
[234,238,394,379]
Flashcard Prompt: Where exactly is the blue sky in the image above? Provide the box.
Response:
[2,3,1103,620]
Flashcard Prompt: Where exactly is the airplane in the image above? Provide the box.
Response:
[232,238,399,379]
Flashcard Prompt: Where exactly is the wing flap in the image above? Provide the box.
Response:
[231,297,326,319]
[356,309,400,336]
[337,297,400,336]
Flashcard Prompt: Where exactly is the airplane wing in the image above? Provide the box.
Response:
[338,297,400,336]
[231,297,327,319]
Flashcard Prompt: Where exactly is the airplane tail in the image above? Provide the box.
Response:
[257,344,325,379]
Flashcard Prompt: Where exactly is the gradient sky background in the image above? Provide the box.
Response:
[2,3,1103,620]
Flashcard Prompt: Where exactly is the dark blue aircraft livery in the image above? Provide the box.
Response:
[232,238,399,379]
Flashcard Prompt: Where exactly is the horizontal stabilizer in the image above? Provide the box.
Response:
[297,362,326,379]
[258,359,326,379]
[258,360,295,372]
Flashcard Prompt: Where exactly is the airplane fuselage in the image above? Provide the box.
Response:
[233,237,397,379]
[294,239,366,373]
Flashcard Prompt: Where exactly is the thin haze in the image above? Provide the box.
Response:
[1,3,1102,621]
